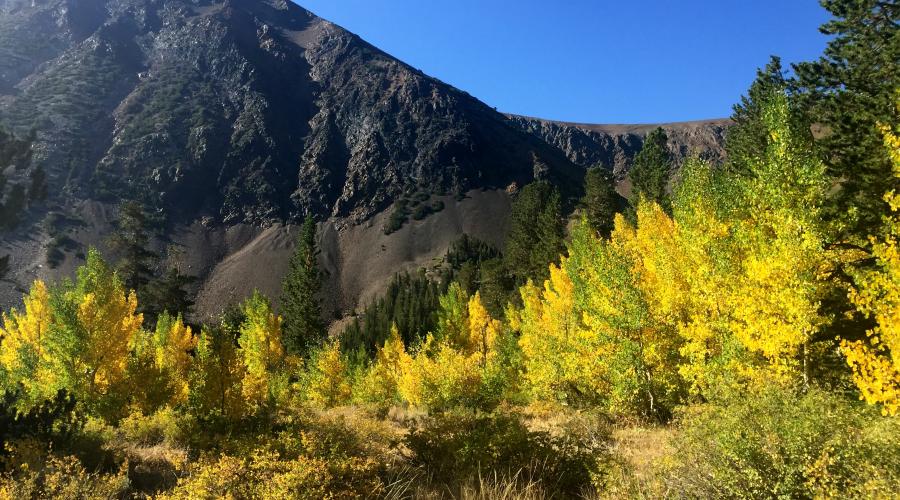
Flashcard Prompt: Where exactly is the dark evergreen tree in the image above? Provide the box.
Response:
[109,201,194,326]
[281,216,325,356]
[0,254,9,280]
[726,56,790,174]
[340,270,443,359]
[477,257,512,316]
[109,201,158,293]
[504,182,565,288]
[581,167,620,238]
[0,128,34,229]
[791,0,900,240]
[628,127,672,212]
[143,267,196,321]
[28,165,48,202]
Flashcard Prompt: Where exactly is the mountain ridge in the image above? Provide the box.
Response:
[0,0,728,319]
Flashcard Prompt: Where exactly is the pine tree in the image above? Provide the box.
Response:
[109,201,158,294]
[109,201,194,325]
[28,165,47,202]
[581,167,620,238]
[792,0,900,240]
[628,127,672,212]
[280,216,324,357]
[503,182,564,288]
[726,56,789,174]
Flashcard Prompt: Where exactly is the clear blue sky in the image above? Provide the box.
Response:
[296,1,831,124]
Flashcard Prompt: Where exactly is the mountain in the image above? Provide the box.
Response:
[509,116,729,177]
[0,0,727,321]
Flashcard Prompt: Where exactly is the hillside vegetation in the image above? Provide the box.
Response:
[0,1,898,498]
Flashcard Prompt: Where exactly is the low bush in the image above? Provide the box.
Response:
[407,411,605,496]
[663,386,900,498]
[0,455,129,500]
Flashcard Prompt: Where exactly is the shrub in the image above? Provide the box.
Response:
[384,201,410,234]
[0,455,129,500]
[663,386,900,498]
[407,411,604,496]
[411,204,430,220]
[118,407,186,447]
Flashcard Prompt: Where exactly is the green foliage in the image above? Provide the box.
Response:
[727,56,790,174]
[665,386,900,498]
[504,182,564,288]
[109,201,194,326]
[628,127,672,212]
[383,201,408,234]
[382,193,444,233]
[341,270,443,358]
[792,0,900,240]
[581,166,620,237]
[280,216,324,357]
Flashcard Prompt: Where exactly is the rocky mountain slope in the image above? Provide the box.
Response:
[0,0,728,319]
[509,116,729,176]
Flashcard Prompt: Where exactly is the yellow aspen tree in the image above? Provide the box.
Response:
[357,323,413,405]
[434,282,469,349]
[237,291,286,410]
[70,249,143,406]
[414,338,483,410]
[570,213,685,418]
[466,292,501,366]
[306,340,352,408]
[672,94,831,395]
[0,280,57,405]
[512,257,609,405]
[842,111,900,415]
[396,335,430,407]
[725,93,830,385]
[152,313,196,406]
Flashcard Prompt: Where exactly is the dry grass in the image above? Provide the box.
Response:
[591,425,675,499]
[384,467,551,500]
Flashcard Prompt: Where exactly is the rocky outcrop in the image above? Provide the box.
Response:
[509,116,729,178]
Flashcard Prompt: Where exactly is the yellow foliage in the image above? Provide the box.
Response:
[394,287,509,410]
[191,327,248,419]
[842,111,900,416]
[158,449,383,500]
[412,336,485,410]
[238,292,286,409]
[513,260,609,404]
[130,313,198,408]
[0,281,56,401]
[306,341,352,408]
[0,455,129,500]
[356,324,412,405]
[467,292,501,366]
[75,275,143,401]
